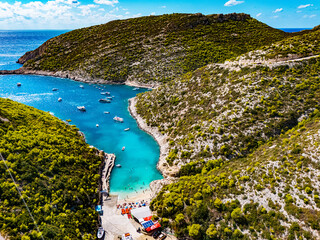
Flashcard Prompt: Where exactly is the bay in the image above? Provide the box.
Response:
[0,30,162,197]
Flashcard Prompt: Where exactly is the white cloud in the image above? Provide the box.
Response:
[298,4,313,9]
[273,8,283,13]
[224,0,244,6]
[256,13,262,17]
[93,0,119,6]
[0,0,124,29]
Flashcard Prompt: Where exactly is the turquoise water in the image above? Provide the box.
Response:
[0,31,162,197]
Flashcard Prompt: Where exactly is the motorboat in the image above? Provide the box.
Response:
[77,106,86,112]
[122,146,125,151]
[113,116,124,122]
[17,82,21,87]
[80,85,84,89]
[52,88,58,91]
[124,128,130,131]
[97,227,105,239]
[58,98,62,102]
[116,164,121,167]
[104,111,110,114]
[96,124,99,127]
[99,99,111,103]
[133,87,139,91]
[101,92,110,95]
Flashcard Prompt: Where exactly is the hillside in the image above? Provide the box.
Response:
[151,113,320,239]
[134,27,320,239]
[17,13,289,85]
[230,25,320,65]
[0,98,102,239]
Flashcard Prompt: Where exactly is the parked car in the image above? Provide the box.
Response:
[152,230,161,238]
[158,233,167,240]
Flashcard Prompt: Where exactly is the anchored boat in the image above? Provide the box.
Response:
[99,99,111,103]
[77,106,86,112]
[113,116,124,122]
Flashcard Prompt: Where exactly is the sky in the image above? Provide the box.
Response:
[0,0,319,30]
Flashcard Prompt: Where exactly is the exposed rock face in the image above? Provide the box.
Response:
[17,41,49,64]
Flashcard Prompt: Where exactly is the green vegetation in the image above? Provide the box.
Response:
[135,27,320,239]
[237,26,320,62]
[151,112,320,239]
[20,13,289,84]
[0,98,101,239]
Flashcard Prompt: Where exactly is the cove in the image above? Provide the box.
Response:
[0,74,163,197]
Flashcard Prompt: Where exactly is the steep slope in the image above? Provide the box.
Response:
[0,98,101,239]
[17,13,288,85]
[134,28,320,239]
[231,26,320,65]
[136,56,320,169]
[151,113,320,239]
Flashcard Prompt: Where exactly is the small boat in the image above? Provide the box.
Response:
[106,97,113,100]
[133,87,139,91]
[124,128,130,131]
[96,124,99,127]
[113,116,124,123]
[79,85,84,89]
[116,164,121,167]
[122,146,125,151]
[101,92,110,95]
[97,227,105,239]
[104,111,110,114]
[52,88,58,91]
[77,106,86,112]
[99,99,111,103]
[17,82,21,87]
[58,98,62,102]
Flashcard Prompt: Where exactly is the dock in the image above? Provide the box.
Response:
[103,153,116,193]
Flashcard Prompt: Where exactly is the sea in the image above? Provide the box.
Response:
[0,30,162,197]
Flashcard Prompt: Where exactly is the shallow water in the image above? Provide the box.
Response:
[0,30,162,197]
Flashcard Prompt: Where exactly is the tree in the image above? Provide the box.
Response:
[188,224,201,239]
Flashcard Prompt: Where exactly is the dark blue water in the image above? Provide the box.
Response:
[0,30,69,70]
[279,28,312,33]
[0,30,162,197]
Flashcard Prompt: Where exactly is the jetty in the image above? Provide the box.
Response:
[103,153,116,193]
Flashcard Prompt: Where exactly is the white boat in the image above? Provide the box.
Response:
[96,124,99,127]
[101,92,110,95]
[116,164,121,167]
[122,146,125,151]
[80,85,84,89]
[58,98,62,102]
[113,116,124,123]
[99,99,111,103]
[124,128,130,131]
[133,87,139,91]
[97,227,105,239]
[52,88,58,91]
[77,106,86,112]
[106,97,113,100]
[17,82,21,87]
[104,111,110,114]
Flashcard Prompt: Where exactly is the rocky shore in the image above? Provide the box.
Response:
[0,68,159,89]
[128,97,178,197]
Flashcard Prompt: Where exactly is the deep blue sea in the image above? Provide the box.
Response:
[0,30,162,197]
[279,28,312,33]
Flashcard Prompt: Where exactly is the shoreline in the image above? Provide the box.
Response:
[128,97,179,178]
[0,68,160,89]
